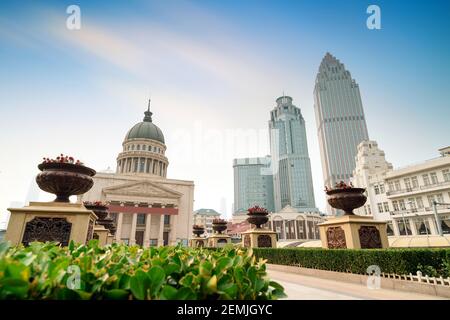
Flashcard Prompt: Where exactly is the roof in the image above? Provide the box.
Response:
[193,208,221,216]
[124,103,165,143]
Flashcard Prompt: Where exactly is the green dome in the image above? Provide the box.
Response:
[125,108,165,144]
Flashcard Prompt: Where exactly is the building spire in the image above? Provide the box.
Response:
[143,98,153,122]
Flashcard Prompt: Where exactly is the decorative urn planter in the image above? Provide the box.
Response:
[246,206,269,229]
[83,202,109,220]
[326,187,367,215]
[212,219,228,234]
[192,225,205,237]
[36,161,96,202]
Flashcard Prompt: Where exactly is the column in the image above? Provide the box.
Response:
[409,218,417,235]
[392,219,400,236]
[294,220,299,239]
[305,219,310,239]
[158,214,165,246]
[143,212,152,247]
[282,220,287,240]
[169,213,177,245]
[129,213,137,245]
[428,216,438,235]
[115,212,123,242]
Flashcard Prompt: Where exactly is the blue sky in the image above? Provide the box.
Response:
[0,0,449,226]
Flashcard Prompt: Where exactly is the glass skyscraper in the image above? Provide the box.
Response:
[314,53,369,213]
[233,156,275,213]
[269,96,316,211]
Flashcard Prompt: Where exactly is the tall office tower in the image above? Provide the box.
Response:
[269,96,316,212]
[233,156,275,213]
[314,53,370,214]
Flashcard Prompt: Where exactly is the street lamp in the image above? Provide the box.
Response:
[432,200,444,236]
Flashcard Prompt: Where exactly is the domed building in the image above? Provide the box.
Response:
[81,100,194,247]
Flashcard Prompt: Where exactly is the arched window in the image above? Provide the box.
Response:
[131,145,135,151]
[137,145,141,151]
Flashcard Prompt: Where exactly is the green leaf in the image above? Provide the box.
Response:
[199,261,212,277]
[56,288,81,300]
[216,257,233,272]
[0,278,29,299]
[176,287,196,300]
[179,273,194,287]
[164,262,181,275]
[104,289,130,300]
[206,275,217,293]
[148,266,165,297]
[160,285,178,300]
[130,270,150,300]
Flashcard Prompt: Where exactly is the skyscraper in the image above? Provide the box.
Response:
[233,156,275,213]
[314,53,370,214]
[269,96,316,211]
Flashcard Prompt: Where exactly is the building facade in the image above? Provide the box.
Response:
[352,142,450,237]
[192,208,221,236]
[314,53,369,214]
[81,101,195,247]
[267,205,323,242]
[269,96,316,211]
[233,156,275,213]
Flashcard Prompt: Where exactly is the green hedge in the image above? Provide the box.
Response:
[0,241,285,300]
[253,248,450,277]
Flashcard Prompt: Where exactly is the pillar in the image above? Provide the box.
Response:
[129,212,137,245]
[158,214,165,246]
[169,213,177,245]
[143,212,152,247]
[115,212,123,242]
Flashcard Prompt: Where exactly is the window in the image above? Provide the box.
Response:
[137,214,146,225]
[388,181,394,191]
[416,197,424,209]
[383,202,390,212]
[415,219,431,235]
[404,178,411,190]
[374,185,380,195]
[443,169,450,182]
[142,145,147,151]
[394,180,401,191]
[427,195,435,207]
[377,203,383,213]
[164,215,170,225]
[379,184,385,193]
[430,172,438,184]
[131,145,135,151]
[437,193,444,203]
[408,198,417,211]
[411,176,419,188]
[399,200,406,210]
[367,204,371,215]
[393,200,399,211]
[137,145,141,151]
[423,174,430,186]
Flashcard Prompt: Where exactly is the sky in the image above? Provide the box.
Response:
[0,0,449,227]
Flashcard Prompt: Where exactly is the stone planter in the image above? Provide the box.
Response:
[192,226,205,237]
[247,212,269,229]
[326,188,367,215]
[212,222,227,234]
[83,204,109,220]
[36,162,96,202]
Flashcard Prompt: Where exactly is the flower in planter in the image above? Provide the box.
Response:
[84,201,108,207]
[212,218,227,224]
[192,224,204,229]
[42,154,84,165]
[325,181,354,192]
[247,205,268,215]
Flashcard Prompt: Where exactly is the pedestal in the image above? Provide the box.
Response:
[93,225,109,246]
[207,234,231,247]
[189,237,207,248]
[5,201,97,246]
[318,215,389,249]
[106,234,115,245]
[241,228,277,248]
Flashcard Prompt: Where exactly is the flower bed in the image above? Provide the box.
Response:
[0,242,285,300]
[253,248,450,277]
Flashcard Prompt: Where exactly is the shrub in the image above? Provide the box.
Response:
[253,248,450,277]
[0,241,285,300]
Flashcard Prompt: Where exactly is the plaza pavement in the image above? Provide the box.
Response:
[267,267,448,300]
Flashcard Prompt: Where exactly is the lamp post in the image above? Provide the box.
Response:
[432,200,443,236]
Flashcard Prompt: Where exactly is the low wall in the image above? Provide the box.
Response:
[267,263,450,298]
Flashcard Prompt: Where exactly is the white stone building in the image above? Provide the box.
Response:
[352,141,450,238]
[81,101,194,247]
[192,208,221,236]
[266,205,324,242]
